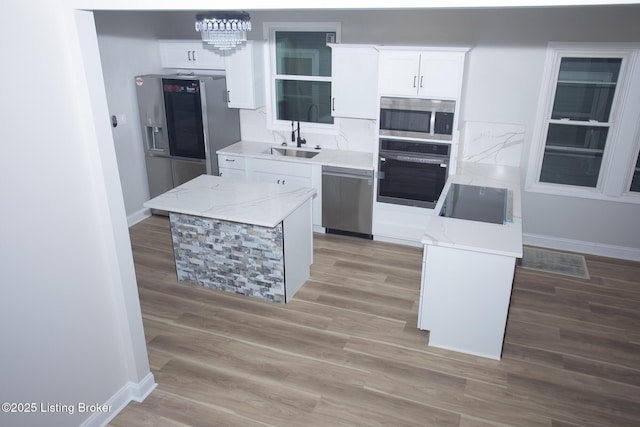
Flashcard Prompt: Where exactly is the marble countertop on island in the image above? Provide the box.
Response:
[217,140,375,171]
[422,162,523,258]
[143,174,316,228]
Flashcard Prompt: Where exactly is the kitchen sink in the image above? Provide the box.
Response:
[266,147,320,159]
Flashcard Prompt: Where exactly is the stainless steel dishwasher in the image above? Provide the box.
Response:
[322,166,373,239]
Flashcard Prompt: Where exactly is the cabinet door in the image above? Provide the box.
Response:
[378,50,421,96]
[253,171,310,188]
[224,41,265,109]
[330,45,379,119]
[159,40,225,70]
[218,168,246,179]
[418,52,464,99]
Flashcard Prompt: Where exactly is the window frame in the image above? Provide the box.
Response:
[526,42,640,204]
[263,21,341,135]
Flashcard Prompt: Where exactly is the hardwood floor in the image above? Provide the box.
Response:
[110,215,640,426]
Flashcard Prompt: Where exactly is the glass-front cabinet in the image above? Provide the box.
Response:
[539,57,622,188]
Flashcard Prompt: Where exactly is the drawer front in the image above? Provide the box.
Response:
[251,158,312,178]
[217,155,246,170]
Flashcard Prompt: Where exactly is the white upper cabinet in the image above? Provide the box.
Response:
[378,48,467,99]
[158,40,225,70]
[329,44,379,119]
[223,41,265,109]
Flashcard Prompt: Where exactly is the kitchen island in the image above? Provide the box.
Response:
[143,174,316,303]
[418,162,523,360]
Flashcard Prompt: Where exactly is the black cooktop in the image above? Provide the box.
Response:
[439,184,508,225]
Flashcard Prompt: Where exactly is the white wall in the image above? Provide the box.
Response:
[95,6,640,258]
[96,25,164,224]
[0,3,153,427]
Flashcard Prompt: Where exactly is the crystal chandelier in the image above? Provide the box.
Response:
[195,11,252,51]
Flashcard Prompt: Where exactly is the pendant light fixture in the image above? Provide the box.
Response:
[195,11,252,51]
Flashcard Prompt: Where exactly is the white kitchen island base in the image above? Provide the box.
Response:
[418,245,516,359]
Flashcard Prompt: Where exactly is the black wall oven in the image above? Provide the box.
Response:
[378,139,450,209]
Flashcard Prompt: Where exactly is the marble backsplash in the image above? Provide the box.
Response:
[459,121,525,168]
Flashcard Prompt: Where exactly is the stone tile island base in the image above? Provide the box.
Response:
[167,197,313,304]
[169,212,287,303]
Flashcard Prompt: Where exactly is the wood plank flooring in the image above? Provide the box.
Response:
[110,215,640,427]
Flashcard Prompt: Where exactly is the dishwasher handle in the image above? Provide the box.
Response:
[322,166,373,180]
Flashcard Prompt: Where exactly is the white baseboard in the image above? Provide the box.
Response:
[523,233,640,261]
[127,207,151,227]
[81,372,157,427]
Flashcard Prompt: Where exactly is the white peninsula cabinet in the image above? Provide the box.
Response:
[418,163,523,360]
[223,41,265,109]
[158,40,225,70]
[378,47,468,99]
[329,44,379,119]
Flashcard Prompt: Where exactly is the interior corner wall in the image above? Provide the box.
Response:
[0,2,152,427]
[95,13,165,225]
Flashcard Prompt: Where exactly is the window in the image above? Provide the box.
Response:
[630,149,640,193]
[527,44,640,203]
[540,57,621,187]
[266,23,340,130]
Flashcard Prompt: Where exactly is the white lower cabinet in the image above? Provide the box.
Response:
[418,244,516,360]
[252,171,309,188]
[218,168,246,179]
[249,158,312,186]
[216,154,321,227]
[217,154,247,179]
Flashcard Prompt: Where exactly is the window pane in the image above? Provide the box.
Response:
[539,123,608,187]
[631,151,640,192]
[276,80,334,124]
[551,58,621,122]
[276,31,334,77]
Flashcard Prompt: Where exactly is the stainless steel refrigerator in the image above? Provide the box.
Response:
[135,74,241,199]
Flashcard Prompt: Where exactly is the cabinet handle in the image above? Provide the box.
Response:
[277,179,281,184]
[192,50,196,61]
[420,76,424,88]
[413,76,417,88]
[282,180,286,185]
[227,90,231,103]
[187,51,192,61]
[225,158,235,162]
[332,97,335,111]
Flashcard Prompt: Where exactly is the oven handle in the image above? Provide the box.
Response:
[380,152,448,166]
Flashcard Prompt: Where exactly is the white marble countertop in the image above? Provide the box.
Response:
[217,140,374,171]
[422,162,523,258]
[143,174,316,228]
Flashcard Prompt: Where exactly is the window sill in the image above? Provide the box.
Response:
[525,181,640,204]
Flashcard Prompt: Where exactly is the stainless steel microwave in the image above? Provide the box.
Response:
[379,97,456,141]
